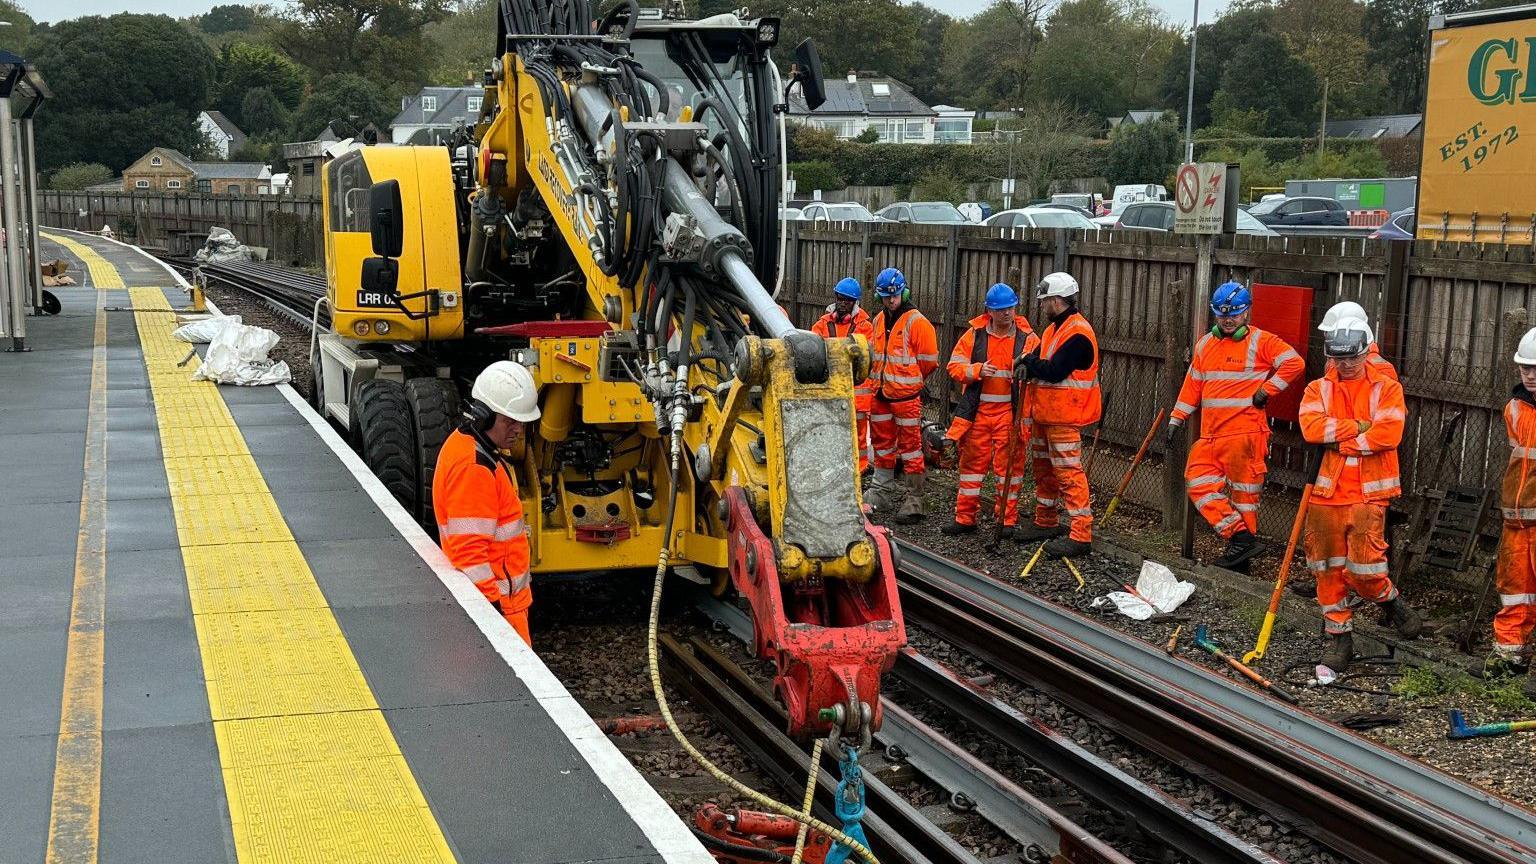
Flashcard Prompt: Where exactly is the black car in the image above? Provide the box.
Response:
[1247,196,1350,228]
[1114,201,1278,236]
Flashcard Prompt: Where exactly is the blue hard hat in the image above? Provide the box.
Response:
[873,267,906,297]
[834,277,861,300]
[984,282,1018,309]
[1211,281,1251,316]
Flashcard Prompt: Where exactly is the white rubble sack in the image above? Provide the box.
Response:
[1094,560,1197,621]
[195,227,253,264]
[172,314,242,344]
[192,320,291,386]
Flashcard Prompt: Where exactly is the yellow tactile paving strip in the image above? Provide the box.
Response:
[39,231,126,289]
[129,286,457,863]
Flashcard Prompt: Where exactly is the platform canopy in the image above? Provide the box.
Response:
[0,50,48,118]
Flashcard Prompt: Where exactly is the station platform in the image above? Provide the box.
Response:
[6,230,711,864]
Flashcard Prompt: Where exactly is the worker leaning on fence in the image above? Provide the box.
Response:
[1474,328,1536,697]
[865,267,940,524]
[1167,281,1305,571]
[812,276,875,473]
[942,282,1039,537]
[1319,300,1398,381]
[433,361,540,646]
[1298,319,1422,673]
[1015,271,1101,559]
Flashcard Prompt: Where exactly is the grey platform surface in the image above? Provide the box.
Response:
[4,235,702,864]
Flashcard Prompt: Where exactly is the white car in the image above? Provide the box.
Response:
[984,207,1098,230]
[799,201,882,223]
[780,207,804,222]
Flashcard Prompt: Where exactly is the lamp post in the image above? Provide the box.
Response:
[1183,0,1200,163]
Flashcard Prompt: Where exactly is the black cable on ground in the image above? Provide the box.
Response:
[1280,655,1405,696]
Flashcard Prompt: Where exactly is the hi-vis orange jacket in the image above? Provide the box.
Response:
[1028,311,1101,426]
[1501,388,1536,525]
[812,304,874,406]
[1298,362,1406,504]
[947,313,1037,417]
[1171,327,1304,437]
[870,307,938,401]
[433,429,533,611]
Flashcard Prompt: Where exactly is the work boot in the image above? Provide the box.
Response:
[941,520,976,536]
[1212,530,1262,570]
[1377,595,1423,639]
[1013,523,1066,544]
[1467,651,1529,680]
[893,472,927,524]
[864,467,899,511]
[1321,631,1354,673]
[1043,535,1091,558]
[1287,577,1317,600]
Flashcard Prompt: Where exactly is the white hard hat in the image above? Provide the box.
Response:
[1035,272,1079,300]
[1328,314,1374,345]
[472,361,541,422]
[1324,317,1372,358]
[1318,300,1367,332]
[1516,328,1536,365]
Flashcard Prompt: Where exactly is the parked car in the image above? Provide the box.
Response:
[780,206,804,221]
[800,201,881,223]
[984,207,1098,230]
[1035,202,1096,220]
[1049,192,1104,215]
[1368,207,1415,240]
[1247,196,1349,228]
[1108,183,1170,217]
[1112,201,1278,236]
[875,201,970,224]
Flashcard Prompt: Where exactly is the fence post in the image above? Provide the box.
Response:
[1162,277,1192,535]
[1053,228,1068,273]
[939,225,961,423]
[1381,239,1410,368]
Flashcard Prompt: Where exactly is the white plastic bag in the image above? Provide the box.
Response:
[172,314,241,344]
[195,227,253,264]
[1097,560,1197,621]
[192,320,291,386]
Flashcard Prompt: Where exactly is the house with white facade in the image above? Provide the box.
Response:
[788,71,968,145]
[390,86,484,144]
[197,110,247,159]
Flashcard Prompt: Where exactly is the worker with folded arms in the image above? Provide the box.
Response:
[865,267,939,524]
[1473,328,1536,697]
[1299,319,1421,673]
[433,361,541,646]
[1015,272,1100,558]
[1167,281,1304,570]
[1318,300,1397,380]
[942,282,1038,537]
[812,276,875,473]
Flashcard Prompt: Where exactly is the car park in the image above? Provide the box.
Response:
[1247,196,1349,227]
[984,207,1098,230]
[875,201,970,224]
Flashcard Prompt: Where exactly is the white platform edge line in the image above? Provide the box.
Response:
[274,377,710,863]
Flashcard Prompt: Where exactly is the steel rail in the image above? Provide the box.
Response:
[894,538,1536,864]
[694,593,1156,864]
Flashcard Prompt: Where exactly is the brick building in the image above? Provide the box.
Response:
[122,147,272,195]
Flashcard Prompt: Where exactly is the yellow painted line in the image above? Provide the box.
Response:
[129,286,457,863]
[44,291,107,862]
[39,231,126,290]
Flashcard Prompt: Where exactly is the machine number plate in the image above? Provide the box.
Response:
[355,290,397,308]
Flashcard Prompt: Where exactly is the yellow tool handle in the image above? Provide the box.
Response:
[1101,495,1122,524]
[1019,543,1046,580]
[1243,613,1277,665]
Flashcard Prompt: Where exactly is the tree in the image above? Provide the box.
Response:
[290,73,393,140]
[47,163,114,191]
[1363,0,1437,114]
[29,14,216,173]
[1032,0,1178,120]
[241,87,292,136]
[1106,115,1180,184]
[199,4,258,33]
[1274,0,1368,142]
[272,0,450,98]
[790,161,846,192]
[997,101,1096,198]
[1160,4,1276,131]
[215,42,307,126]
[424,0,497,85]
[1211,31,1318,137]
[853,127,881,144]
[942,0,1052,111]
[0,1,35,56]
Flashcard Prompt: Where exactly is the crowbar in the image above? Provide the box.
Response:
[1018,543,1046,581]
[1101,407,1166,527]
[1194,624,1298,703]
[1243,446,1322,665]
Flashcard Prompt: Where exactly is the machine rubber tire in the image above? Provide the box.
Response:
[308,341,324,411]
[357,379,420,515]
[407,377,460,532]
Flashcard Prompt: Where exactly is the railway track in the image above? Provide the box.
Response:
[158,257,1536,864]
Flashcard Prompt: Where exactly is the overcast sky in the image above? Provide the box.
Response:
[24,0,1221,29]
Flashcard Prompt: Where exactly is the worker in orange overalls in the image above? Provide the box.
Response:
[1318,300,1397,381]
[1299,319,1421,672]
[865,267,939,524]
[1168,281,1305,570]
[942,283,1038,537]
[433,361,540,646]
[1474,328,1536,696]
[1016,272,1101,558]
[812,277,874,473]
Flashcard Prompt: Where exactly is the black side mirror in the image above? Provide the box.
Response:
[360,257,398,299]
[792,39,826,111]
[369,179,403,258]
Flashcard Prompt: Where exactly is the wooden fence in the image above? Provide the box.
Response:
[40,191,324,266]
[778,221,1536,533]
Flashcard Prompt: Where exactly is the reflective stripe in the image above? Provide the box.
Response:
[958,473,986,482]
[1229,481,1263,493]
[949,352,969,364]
[494,519,527,542]
[1270,377,1290,392]
[1050,456,1082,468]
[1066,507,1092,517]
[1274,349,1300,364]
[875,447,896,457]
[1493,642,1528,656]
[1037,497,1058,507]
[1050,441,1077,452]
[1315,475,1334,489]
[900,449,924,461]
[1504,507,1536,520]
[1343,456,1360,466]
[882,374,926,385]
[1362,477,1400,494]
[1174,400,1197,415]
[1201,370,1269,382]
[980,393,1012,402]
[1324,619,1353,634]
[916,353,938,362]
[1187,474,1225,488]
[441,516,497,537]
[1244,331,1260,370]
[957,488,981,497]
[894,416,923,427]
[854,386,872,396]
[985,368,1014,380]
[1324,418,1339,442]
[1501,593,1536,606]
[1354,434,1372,455]
[495,578,511,594]
[1202,397,1253,409]
[870,414,893,422]
[1308,556,1348,572]
[1347,560,1389,576]
[1037,378,1097,390]
[1233,502,1259,512]
[464,562,495,583]
[1213,512,1242,532]
[1376,408,1405,421]
[1511,447,1536,459]
[1194,492,1226,510]
[884,352,915,363]
[1320,598,1352,613]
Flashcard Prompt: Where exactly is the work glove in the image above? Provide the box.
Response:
[1014,351,1040,379]
[1252,388,1269,408]
[1166,423,1181,451]
[1357,420,1373,435]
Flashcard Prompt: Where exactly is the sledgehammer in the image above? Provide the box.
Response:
[1446,709,1536,740]
[1193,625,1299,703]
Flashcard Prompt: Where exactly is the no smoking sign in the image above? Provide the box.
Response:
[1174,162,1228,235]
